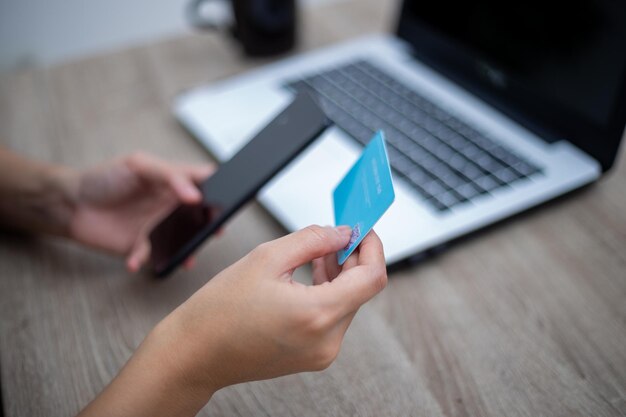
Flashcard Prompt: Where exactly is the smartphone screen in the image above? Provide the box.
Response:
[149,92,331,276]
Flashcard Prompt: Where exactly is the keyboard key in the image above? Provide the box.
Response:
[458,163,484,181]
[460,144,484,159]
[510,161,540,177]
[447,153,466,169]
[407,167,432,185]
[392,153,416,176]
[431,143,455,160]
[474,175,501,192]
[474,153,505,172]
[437,191,460,207]
[439,172,466,190]
[493,168,521,183]
[422,180,447,196]
[426,197,450,212]
[455,183,482,200]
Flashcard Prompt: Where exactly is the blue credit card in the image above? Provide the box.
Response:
[333,131,396,265]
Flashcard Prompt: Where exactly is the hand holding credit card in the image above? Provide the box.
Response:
[333,131,396,265]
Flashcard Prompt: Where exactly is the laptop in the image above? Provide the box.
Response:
[173,0,626,266]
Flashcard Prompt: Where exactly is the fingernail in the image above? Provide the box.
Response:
[185,185,201,200]
[335,225,352,239]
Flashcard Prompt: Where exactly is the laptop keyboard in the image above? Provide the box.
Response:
[285,60,543,212]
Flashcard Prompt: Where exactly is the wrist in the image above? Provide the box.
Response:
[143,311,221,410]
[41,164,80,238]
[0,150,80,237]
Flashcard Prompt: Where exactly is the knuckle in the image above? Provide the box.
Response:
[313,342,340,371]
[297,303,334,337]
[126,151,146,166]
[292,308,313,329]
[302,224,327,245]
[306,311,332,336]
[372,265,388,293]
[250,242,272,261]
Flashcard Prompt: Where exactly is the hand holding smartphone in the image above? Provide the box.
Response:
[148,93,331,276]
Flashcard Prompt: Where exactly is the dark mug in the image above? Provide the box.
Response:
[187,0,297,57]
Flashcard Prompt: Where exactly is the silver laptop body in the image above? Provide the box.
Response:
[173,31,606,265]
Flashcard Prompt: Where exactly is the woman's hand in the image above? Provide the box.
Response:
[0,149,213,272]
[168,225,387,386]
[79,226,388,417]
[67,152,214,272]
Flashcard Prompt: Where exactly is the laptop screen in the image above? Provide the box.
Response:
[397,0,626,171]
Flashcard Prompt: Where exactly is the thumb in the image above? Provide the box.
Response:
[267,225,352,272]
[127,238,150,273]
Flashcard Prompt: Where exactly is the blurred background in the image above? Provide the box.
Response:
[0,0,342,73]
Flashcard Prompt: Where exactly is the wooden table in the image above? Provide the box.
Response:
[1,1,625,416]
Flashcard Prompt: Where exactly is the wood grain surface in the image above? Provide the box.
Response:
[1,1,625,416]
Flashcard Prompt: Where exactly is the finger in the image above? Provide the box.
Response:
[312,253,341,284]
[323,252,342,281]
[266,225,352,273]
[314,231,387,316]
[324,238,361,282]
[349,230,385,268]
[342,248,360,270]
[168,174,203,204]
[312,257,330,285]
[178,164,216,183]
[127,239,151,273]
[126,153,201,203]
[318,240,357,284]
[183,257,196,270]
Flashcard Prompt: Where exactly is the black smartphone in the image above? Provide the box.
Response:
[149,92,331,277]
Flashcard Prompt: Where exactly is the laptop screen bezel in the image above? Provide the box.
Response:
[395,1,626,172]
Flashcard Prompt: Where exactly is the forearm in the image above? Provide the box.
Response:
[78,313,218,417]
[77,226,386,416]
[0,149,78,236]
